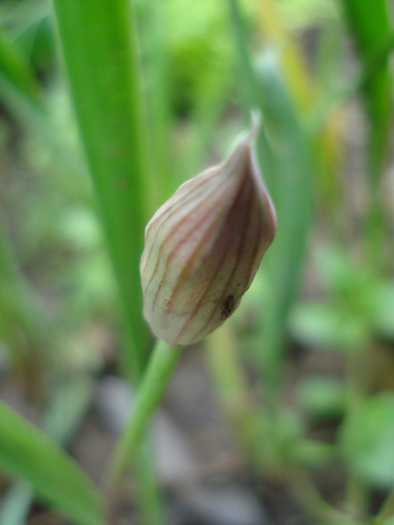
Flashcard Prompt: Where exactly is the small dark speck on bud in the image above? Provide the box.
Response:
[221,295,235,320]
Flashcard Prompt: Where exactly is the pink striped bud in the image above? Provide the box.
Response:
[140,119,276,345]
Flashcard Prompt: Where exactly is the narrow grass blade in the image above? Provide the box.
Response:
[51,0,152,378]
[0,400,105,525]
[227,0,260,119]
[0,482,34,525]
[257,54,314,399]
[144,0,173,207]
[228,0,314,399]
[0,27,39,101]
[0,376,94,525]
[340,0,392,180]
[340,0,393,265]
[253,0,342,234]
[50,5,164,518]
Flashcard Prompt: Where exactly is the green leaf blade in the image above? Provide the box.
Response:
[256,54,314,391]
[51,0,153,379]
[0,400,105,525]
[340,0,393,178]
[227,0,314,396]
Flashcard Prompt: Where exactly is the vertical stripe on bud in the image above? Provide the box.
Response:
[140,117,276,345]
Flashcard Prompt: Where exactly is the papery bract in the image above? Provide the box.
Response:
[140,121,276,345]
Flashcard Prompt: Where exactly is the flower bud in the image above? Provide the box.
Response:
[140,119,276,346]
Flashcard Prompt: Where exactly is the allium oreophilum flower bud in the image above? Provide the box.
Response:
[140,118,276,345]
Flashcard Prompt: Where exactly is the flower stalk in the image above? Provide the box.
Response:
[106,340,182,506]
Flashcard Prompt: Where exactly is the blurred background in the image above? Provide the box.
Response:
[1,0,394,524]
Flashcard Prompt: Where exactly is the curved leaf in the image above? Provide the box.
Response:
[0,400,105,525]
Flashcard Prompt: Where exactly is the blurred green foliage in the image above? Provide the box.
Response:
[0,0,394,524]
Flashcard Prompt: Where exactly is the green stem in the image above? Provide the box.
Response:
[136,436,165,525]
[106,340,182,511]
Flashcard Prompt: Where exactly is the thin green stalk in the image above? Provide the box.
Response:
[136,437,165,525]
[106,340,182,510]
[51,0,152,378]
